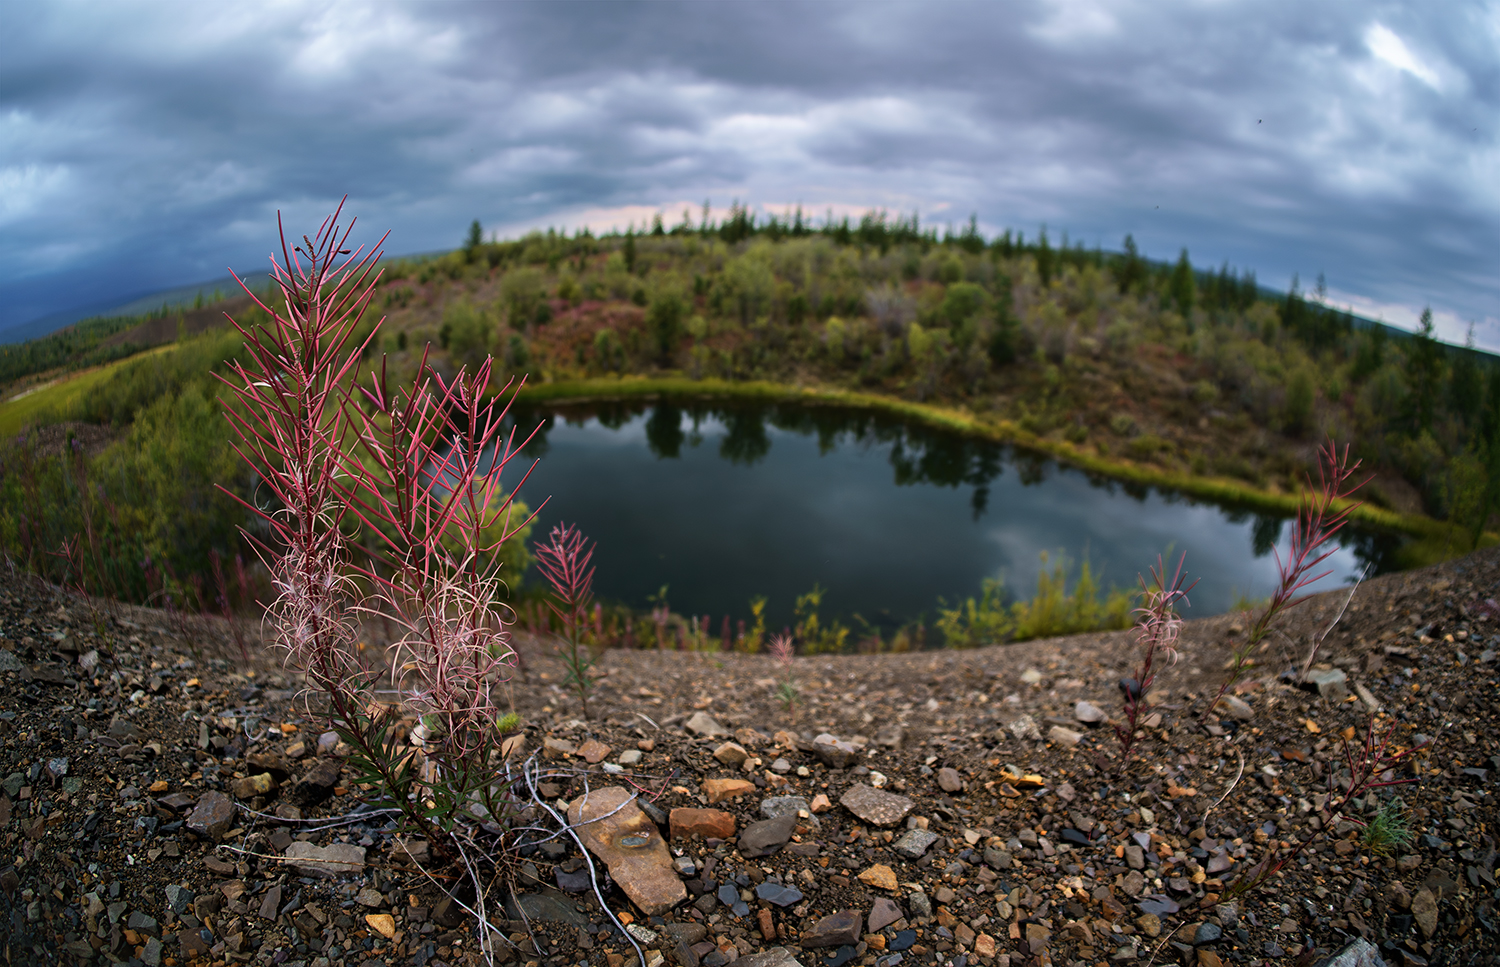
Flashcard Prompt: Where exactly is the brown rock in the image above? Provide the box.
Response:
[229,773,276,799]
[290,759,341,806]
[282,842,366,878]
[579,739,611,764]
[1412,887,1438,939]
[568,786,686,916]
[800,910,861,948]
[936,768,964,794]
[857,864,898,891]
[1196,951,1222,967]
[670,808,735,840]
[713,742,749,766]
[974,933,996,959]
[702,778,755,803]
[759,907,776,941]
[366,914,396,940]
[186,791,235,840]
[839,783,914,827]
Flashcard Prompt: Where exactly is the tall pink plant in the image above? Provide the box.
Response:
[534,522,598,719]
[217,201,542,850]
[1115,553,1196,767]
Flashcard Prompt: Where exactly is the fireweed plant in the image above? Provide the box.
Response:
[1206,439,1369,718]
[1114,554,1196,767]
[768,633,798,719]
[217,203,544,858]
[535,522,599,720]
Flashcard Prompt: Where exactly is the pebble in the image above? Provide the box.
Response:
[185,791,235,840]
[1048,725,1084,747]
[355,886,384,907]
[840,783,914,827]
[868,897,904,932]
[800,910,862,948]
[1075,700,1108,725]
[686,712,727,736]
[1412,887,1438,938]
[760,795,819,829]
[908,892,932,919]
[936,767,964,793]
[713,741,749,766]
[366,913,396,939]
[812,734,860,769]
[671,808,737,840]
[702,777,756,803]
[857,863,898,891]
[618,748,643,766]
[754,882,804,907]
[894,828,940,860]
[739,814,797,856]
[569,786,685,916]
[282,842,367,878]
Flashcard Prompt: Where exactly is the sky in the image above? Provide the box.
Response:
[2,1,1497,347]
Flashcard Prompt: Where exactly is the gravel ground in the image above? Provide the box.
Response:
[2,547,1497,967]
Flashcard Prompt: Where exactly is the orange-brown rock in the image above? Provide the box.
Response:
[702,777,755,803]
[568,787,686,916]
[669,808,736,840]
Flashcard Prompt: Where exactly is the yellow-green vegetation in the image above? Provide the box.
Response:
[937,551,1135,648]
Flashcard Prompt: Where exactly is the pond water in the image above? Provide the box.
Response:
[505,400,1401,634]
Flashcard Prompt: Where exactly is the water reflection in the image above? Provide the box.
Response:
[505,399,1402,629]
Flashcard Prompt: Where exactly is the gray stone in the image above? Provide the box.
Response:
[801,910,861,948]
[840,784,914,827]
[507,892,589,925]
[982,847,1012,870]
[736,949,805,967]
[185,791,235,841]
[760,795,819,830]
[1003,713,1042,742]
[1075,701,1108,725]
[868,897,903,932]
[163,885,193,915]
[257,885,282,920]
[907,892,932,919]
[936,768,963,793]
[1125,845,1145,869]
[282,842,367,878]
[685,712,727,737]
[739,814,797,856]
[142,937,163,967]
[290,758,341,806]
[1412,888,1438,939]
[0,652,21,673]
[754,882,804,907]
[1314,938,1387,967]
[1048,725,1084,747]
[1218,695,1255,721]
[126,910,159,934]
[1304,668,1350,704]
[894,829,940,860]
[812,734,859,770]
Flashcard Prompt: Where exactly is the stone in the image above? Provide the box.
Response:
[713,742,749,766]
[1206,848,1233,874]
[840,783,914,827]
[1075,701,1108,725]
[908,892,932,919]
[290,758,341,806]
[755,882,804,907]
[282,842,367,878]
[702,778,755,803]
[671,808,736,840]
[857,864,898,891]
[619,749,643,766]
[1138,895,1179,917]
[1215,695,1254,721]
[543,737,578,758]
[686,712,727,736]
[1025,923,1051,947]
[869,897,904,933]
[1193,923,1222,945]
[1316,939,1387,967]
[164,885,193,915]
[1125,845,1145,869]
[1197,952,1222,967]
[230,773,276,799]
[356,887,384,908]
[366,913,396,940]
[736,949,805,967]
[1411,888,1438,939]
[257,885,283,920]
[894,829,940,860]
[579,739,612,763]
[936,768,964,793]
[1136,914,1161,938]
[801,910,861,948]
[761,795,819,829]
[1048,725,1084,747]
[812,734,860,769]
[1003,713,1042,742]
[317,730,339,754]
[739,814,797,856]
[568,786,686,916]
[1304,668,1350,704]
[974,933,997,959]
[185,791,235,840]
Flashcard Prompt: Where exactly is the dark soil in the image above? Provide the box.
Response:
[2,548,1497,967]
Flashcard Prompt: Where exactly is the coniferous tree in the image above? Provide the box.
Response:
[1035,227,1054,288]
[1116,234,1145,294]
[1170,249,1195,317]
[1406,307,1443,433]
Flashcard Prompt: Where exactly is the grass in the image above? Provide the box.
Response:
[1361,797,1415,856]
[0,344,177,438]
[513,374,1462,548]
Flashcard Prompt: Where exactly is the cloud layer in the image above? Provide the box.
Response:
[2,1,1495,345]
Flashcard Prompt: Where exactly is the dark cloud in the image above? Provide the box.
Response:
[1,0,1494,344]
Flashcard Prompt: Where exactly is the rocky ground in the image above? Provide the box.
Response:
[2,547,1497,967]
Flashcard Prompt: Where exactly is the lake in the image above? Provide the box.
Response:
[505,399,1400,635]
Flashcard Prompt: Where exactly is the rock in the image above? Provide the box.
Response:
[1215,696,1255,721]
[670,808,736,840]
[186,792,235,840]
[702,778,755,803]
[164,885,193,915]
[1206,848,1233,874]
[1002,713,1042,742]
[619,749,643,766]
[1125,845,1145,869]
[858,864,898,891]
[982,846,1012,870]
[812,735,860,769]
[908,892,932,919]
[1197,952,1222,967]
[316,730,339,754]
[1194,923,1222,945]
[568,786,686,916]
[839,784,914,827]
[761,795,819,830]
[894,829,940,860]
[356,887,384,908]
[936,768,964,793]
[754,882,804,907]
[257,885,283,920]
[282,842,367,878]
[809,793,832,812]
[869,896,904,932]
[1138,895,1179,917]
[736,949,805,967]
[1355,683,1381,712]
[366,914,396,940]
[1304,668,1350,704]
[686,712,727,736]
[1049,725,1084,747]
[1075,701,1108,725]
[229,773,276,799]
[579,739,611,763]
[974,933,997,959]
[875,726,904,749]
[740,814,797,856]
[1411,888,1438,939]
[543,737,578,758]
[713,742,749,766]
[801,910,861,948]
[1316,938,1387,967]
[290,759,341,806]
[1026,923,1051,947]
[1136,914,1161,938]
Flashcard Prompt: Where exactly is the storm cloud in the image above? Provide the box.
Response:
[2,1,1495,344]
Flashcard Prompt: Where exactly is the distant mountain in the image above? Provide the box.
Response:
[0,271,274,345]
